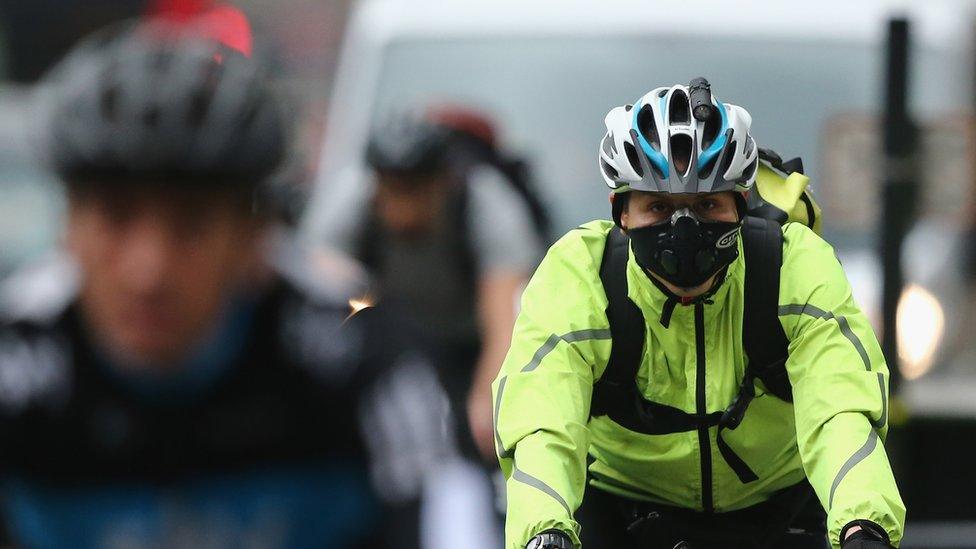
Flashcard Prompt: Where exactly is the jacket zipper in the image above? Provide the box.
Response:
[694,302,714,513]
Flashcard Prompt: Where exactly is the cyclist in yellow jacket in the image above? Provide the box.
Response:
[492,79,905,549]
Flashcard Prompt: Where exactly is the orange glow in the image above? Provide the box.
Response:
[897,284,945,380]
[347,296,374,318]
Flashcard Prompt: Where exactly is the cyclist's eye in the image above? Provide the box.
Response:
[695,200,717,213]
[648,202,671,214]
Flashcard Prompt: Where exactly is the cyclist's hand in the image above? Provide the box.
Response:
[525,530,573,549]
[841,521,893,549]
[842,533,892,548]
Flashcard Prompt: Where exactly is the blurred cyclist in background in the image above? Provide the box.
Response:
[0,20,448,549]
[365,109,548,461]
[321,108,547,539]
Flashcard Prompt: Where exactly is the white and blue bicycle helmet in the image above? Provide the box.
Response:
[599,79,759,196]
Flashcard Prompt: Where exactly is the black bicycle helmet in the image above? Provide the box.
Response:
[365,117,453,176]
[41,21,286,188]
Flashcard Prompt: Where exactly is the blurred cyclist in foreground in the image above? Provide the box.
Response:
[0,21,447,549]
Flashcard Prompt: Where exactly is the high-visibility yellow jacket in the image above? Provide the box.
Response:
[492,220,905,549]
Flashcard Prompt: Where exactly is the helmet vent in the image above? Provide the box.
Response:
[698,149,716,180]
[601,159,619,180]
[744,136,755,158]
[601,132,617,156]
[187,61,223,128]
[668,90,690,125]
[741,157,758,182]
[717,137,737,180]
[636,104,660,150]
[187,91,212,128]
[236,93,264,132]
[623,141,643,177]
[700,104,723,150]
[670,133,693,176]
[100,86,119,122]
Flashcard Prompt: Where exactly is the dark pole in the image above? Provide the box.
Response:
[969,18,976,279]
[880,18,917,395]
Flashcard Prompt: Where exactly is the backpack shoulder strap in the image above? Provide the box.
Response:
[354,204,383,271]
[491,156,552,242]
[740,216,792,401]
[590,227,645,417]
[758,147,804,175]
[451,179,477,288]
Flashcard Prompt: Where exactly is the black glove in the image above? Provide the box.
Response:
[525,529,573,549]
[841,520,893,549]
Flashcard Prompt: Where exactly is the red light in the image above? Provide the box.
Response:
[145,1,253,58]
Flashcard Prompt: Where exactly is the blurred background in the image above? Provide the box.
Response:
[2,0,976,547]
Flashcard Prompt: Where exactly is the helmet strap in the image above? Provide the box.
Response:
[611,192,630,227]
[734,192,748,220]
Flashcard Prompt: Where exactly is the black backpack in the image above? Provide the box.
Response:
[446,133,552,245]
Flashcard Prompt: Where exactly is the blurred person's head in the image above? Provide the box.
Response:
[365,118,457,237]
[40,22,287,368]
[599,78,758,297]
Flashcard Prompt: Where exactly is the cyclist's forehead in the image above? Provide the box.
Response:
[638,191,730,204]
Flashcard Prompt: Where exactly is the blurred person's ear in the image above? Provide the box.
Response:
[62,185,98,254]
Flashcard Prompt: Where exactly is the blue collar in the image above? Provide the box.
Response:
[91,296,259,403]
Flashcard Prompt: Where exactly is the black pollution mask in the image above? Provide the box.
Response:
[627,207,741,289]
